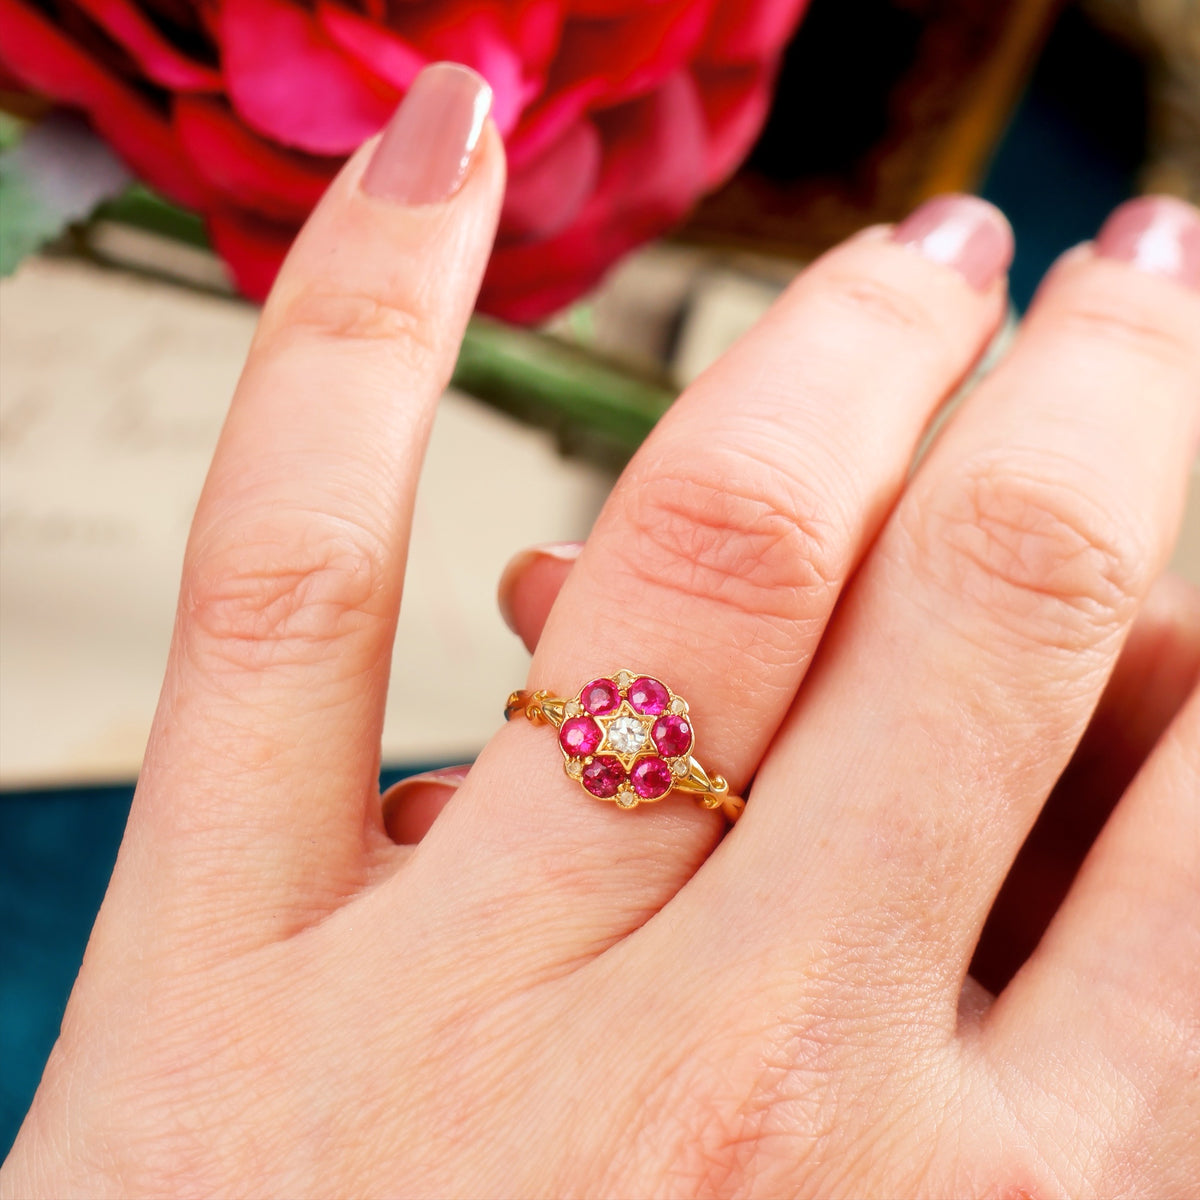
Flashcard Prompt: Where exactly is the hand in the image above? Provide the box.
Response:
[482,554,1200,998]
[5,62,1200,1199]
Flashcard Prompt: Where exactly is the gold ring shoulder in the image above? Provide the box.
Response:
[505,690,568,728]
[671,755,745,823]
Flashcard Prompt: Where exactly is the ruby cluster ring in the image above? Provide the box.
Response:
[505,670,744,823]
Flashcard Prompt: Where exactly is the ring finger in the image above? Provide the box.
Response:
[417,195,1013,949]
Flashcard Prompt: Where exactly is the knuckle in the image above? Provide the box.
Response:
[265,279,442,370]
[654,962,933,1199]
[614,447,848,630]
[651,1021,840,1197]
[183,515,389,671]
[1054,292,1196,371]
[904,457,1144,651]
[818,269,940,339]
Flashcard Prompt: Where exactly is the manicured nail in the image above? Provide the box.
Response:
[362,62,492,205]
[1095,196,1200,290]
[497,542,584,634]
[381,766,470,844]
[891,194,1014,291]
[389,767,471,793]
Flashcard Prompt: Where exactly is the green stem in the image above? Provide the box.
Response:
[96,189,675,460]
[452,315,674,465]
[96,184,209,247]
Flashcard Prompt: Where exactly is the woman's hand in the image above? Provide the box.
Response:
[5,62,1200,1199]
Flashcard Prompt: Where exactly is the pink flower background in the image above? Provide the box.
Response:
[0,0,808,320]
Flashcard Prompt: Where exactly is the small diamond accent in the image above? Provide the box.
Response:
[615,790,638,808]
[671,758,689,777]
[669,697,687,714]
[607,715,647,754]
[565,759,584,778]
[615,670,632,688]
[564,700,583,717]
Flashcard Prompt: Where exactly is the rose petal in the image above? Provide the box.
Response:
[382,2,537,136]
[317,2,426,92]
[72,0,221,90]
[700,0,811,64]
[175,95,333,219]
[566,0,643,16]
[0,0,211,208]
[322,0,558,137]
[206,205,293,300]
[219,0,399,155]
[547,0,713,107]
[481,70,708,321]
[507,0,561,75]
[691,58,775,186]
[500,116,600,241]
[423,7,527,136]
[392,0,561,77]
[506,74,606,170]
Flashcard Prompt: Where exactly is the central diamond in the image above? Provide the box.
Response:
[606,715,647,755]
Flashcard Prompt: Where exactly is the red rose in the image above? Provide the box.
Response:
[0,0,808,321]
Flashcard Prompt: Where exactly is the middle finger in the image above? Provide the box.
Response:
[715,196,1200,1016]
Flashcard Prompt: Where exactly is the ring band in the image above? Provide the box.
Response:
[505,669,744,823]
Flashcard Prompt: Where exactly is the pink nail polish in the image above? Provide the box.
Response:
[1095,196,1200,290]
[528,541,585,563]
[497,542,583,634]
[397,766,471,789]
[362,62,492,205]
[891,194,1014,291]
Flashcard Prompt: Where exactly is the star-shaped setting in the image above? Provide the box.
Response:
[554,671,696,807]
[598,704,651,768]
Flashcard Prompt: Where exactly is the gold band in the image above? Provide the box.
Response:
[505,671,744,824]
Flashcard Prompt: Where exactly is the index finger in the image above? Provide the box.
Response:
[129,64,504,946]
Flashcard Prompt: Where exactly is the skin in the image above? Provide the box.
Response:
[3,120,1200,1199]
[392,557,1200,999]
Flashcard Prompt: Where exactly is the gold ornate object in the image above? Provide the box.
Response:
[505,670,744,823]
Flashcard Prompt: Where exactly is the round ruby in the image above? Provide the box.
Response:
[581,756,625,798]
[652,713,692,757]
[581,678,620,715]
[628,676,670,715]
[559,716,602,757]
[631,756,672,799]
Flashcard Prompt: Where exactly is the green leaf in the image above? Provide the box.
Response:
[0,112,28,152]
[0,166,63,273]
[0,112,132,276]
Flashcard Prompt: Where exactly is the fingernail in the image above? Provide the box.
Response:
[891,194,1014,291]
[381,766,470,844]
[361,62,492,205]
[1095,196,1200,290]
[391,767,471,792]
[497,542,583,634]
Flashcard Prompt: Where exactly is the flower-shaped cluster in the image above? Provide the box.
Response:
[557,670,693,808]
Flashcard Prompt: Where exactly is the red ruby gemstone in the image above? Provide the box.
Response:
[631,756,672,799]
[581,756,625,798]
[652,714,692,757]
[581,678,621,715]
[628,676,669,715]
[559,715,602,757]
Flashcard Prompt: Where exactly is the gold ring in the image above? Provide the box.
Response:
[505,669,744,823]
